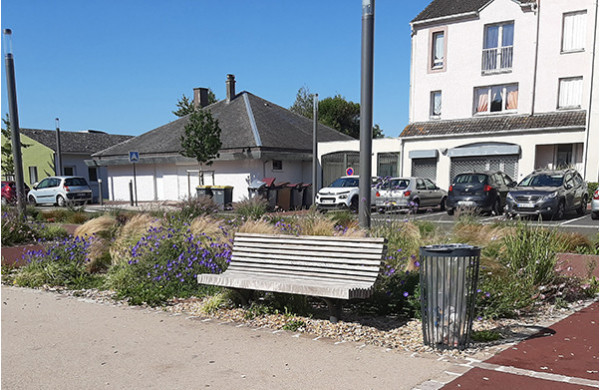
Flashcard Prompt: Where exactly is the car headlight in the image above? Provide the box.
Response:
[339,194,348,199]
[543,191,558,201]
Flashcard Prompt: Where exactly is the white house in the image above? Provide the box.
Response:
[402,0,599,189]
[91,75,351,203]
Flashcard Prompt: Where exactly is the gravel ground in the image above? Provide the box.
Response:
[35,285,597,360]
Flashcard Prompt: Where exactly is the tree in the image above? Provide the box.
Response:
[1,114,30,180]
[290,88,384,139]
[173,89,217,117]
[289,86,315,119]
[180,109,222,168]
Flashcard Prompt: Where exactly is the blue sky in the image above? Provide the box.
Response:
[1,0,430,138]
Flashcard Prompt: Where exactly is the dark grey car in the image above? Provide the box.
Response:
[505,169,588,220]
[446,171,516,216]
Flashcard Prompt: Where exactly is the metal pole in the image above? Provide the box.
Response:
[3,29,26,216]
[312,93,319,202]
[133,163,138,206]
[129,180,134,206]
[55,118,63,175]
[359,0,374,229]
[98,178,103,206]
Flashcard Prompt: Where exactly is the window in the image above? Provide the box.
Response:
[482,22,514,72]
[63,166,75,176]
[562,11,586,52]
[416,179,426,190]
[474,84,518,114]
[424,179,437,190]
[88,167,98,182]
[431,31,444,69]
[558,77,583,109]
[28,166,38,184]
[430,91,442,118]
[272,160,282,171]
[377,153,399,177]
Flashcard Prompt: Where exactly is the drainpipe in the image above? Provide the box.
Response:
[583,0,599,180]
[530,1,540,116]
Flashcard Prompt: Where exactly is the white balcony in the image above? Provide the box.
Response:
[482,46,513,73]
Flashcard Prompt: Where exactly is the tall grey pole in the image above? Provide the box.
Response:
[55,117,63,175]
[312,93,319,202]
[359,0,374,229]
[3,29,26,216]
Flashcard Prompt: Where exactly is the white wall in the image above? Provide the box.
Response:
[106,158,310,203]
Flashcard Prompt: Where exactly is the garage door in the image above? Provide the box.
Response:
[450,155,518,182]
[412,158,437,182]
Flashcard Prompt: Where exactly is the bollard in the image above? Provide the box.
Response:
[129,180,134,206]
[98,178,103,206]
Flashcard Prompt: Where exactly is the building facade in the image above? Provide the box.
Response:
[402,0,598,189]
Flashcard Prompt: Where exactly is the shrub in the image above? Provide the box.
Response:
[371,220,422,270]
[105,222,232,306]
[296,210,336,236]
[109,214,162,265]
[12,236,102,289]
[234,197,269,220]
[1,207,37,246]
[179,195,219,219]
[587,182,598,200]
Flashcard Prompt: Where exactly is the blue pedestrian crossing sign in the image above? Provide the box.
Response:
[129,151,140,163]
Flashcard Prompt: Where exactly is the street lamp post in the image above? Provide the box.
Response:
[3,29,26,216]
[312,93,319,202]
[55,118,63,175]
[359,0,375,229]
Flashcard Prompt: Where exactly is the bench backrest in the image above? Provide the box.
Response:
[228,233,387,284]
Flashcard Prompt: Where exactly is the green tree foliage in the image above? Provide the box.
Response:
[289,86,315,119]
[180,110,222,166]
[290,88,384,139]
[173,89,218,117]
[1,114,30,179]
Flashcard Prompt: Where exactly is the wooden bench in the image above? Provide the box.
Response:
[197,233,387,322]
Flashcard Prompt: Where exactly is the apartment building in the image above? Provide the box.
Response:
[401,0,598,189]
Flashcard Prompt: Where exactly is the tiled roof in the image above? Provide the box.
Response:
[412,0,535,23]
[401,111,586,137]
[20,128,133,154]
[94,92,352,158]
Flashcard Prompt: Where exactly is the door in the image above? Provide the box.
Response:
[424,178,442,207]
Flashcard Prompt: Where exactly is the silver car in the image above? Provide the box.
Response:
[28,176,92,207]
[375,177,447,213]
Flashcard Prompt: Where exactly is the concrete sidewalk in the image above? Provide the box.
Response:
[1,286,454,390]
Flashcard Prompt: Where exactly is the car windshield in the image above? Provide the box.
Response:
[64,178,88,186]
[329,177,359,188]
[518,174,563,187]
[454,174,488,184]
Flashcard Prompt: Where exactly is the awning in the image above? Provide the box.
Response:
[448,144,520,158]
[408,149,438,159]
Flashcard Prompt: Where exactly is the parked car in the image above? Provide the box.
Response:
[375,177,447,213]
[592,188,599,220]
[28,176,92,206]
[1,181,30,205]
[315,176,379,211]
[505,169,588,220]
[446,171,516,216]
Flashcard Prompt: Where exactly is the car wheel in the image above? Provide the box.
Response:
[350,196,358,212]
[492,198,501,216]
[576,196,587,216]
[57,195,66,207]
[553,200,565,220]
[411,199,420,214]
[592,211,599,220]
[447,208,454,216]
[28,195,36,206]
[440,197,446,211]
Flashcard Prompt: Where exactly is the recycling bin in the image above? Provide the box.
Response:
[196,185,214,198]
[211,185,233,210]
[419,244,481,349]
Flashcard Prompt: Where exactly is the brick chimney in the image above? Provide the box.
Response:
[193,87,209,109]
[226,74,236,102]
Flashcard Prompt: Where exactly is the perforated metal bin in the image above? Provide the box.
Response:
[419,244,481,350]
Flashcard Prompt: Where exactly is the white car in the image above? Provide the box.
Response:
[315,176,379,211]
[28,176,92,207]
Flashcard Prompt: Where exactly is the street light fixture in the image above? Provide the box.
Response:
[3,28,26,216]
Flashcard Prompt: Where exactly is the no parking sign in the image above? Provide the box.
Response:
[346,167,354,176]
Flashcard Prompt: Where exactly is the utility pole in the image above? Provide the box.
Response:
[312,93,319,202]
[3,29,26,216]
[359,0,374,229]
[55,118,63,175]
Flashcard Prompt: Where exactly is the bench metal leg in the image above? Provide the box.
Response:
[323,298,342,323]
[231,289,253,307]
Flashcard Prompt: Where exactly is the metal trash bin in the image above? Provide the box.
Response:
[248,179,267,199]
[211,185,233,210]
[419,244,481,350]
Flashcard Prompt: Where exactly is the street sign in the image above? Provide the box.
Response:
[129,151,139,163]
[346,167,354,176]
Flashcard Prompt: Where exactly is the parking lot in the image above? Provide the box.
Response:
[372,208,599,237]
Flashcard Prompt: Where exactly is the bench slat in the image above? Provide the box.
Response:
[235,233,386,244]
[235,237,386,250]
[232,246,383,262]
[227,264,378,282]
[231,255,381,273]
[231,253,382,268]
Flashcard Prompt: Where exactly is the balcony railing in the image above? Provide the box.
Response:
[482,46,513,73]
